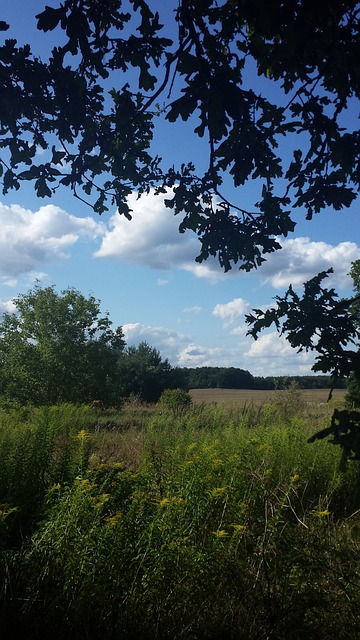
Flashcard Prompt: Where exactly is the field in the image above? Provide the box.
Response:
[1,395,360,639]
[190,387,346,405]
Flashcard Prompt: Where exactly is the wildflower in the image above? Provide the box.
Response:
[76,478,94,492]
[77,429,90,441]
[159,496,185,507]
[106,512,123,526]
[232,524,247,534]
[212,529,228,538]
[290,474,300,483]
[95,493,110,508]
[49,482,61,492]
[315,509,331,517]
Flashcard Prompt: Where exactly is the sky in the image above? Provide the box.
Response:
[0,1,359,377]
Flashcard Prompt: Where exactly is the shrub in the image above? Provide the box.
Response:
[159,388,192,416]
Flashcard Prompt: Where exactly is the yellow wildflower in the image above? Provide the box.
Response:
[77,429,90,441]
[49,482,61,492]
[96,493,110,508]
[159,496,185,507]
[290,474,300,483]
[315,509,331,517]
[232,524,247,534]
[106,512,123,526]
[212,529,228,538]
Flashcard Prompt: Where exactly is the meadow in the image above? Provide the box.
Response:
[0,388,359,639]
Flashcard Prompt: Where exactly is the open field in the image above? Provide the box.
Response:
[1,399,359,639]
[190,387,346,406]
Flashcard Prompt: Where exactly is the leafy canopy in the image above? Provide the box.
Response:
[1,0,359,273]
[0,284,125,406]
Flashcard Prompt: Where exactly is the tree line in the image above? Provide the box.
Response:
[179,367,345,391]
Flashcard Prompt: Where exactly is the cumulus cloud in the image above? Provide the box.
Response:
[244,332,314,370]
[213,297,249,326]
[260,237,359,289]
[177,343,225,367]
[122,322,190,364]
[122,322,230,368]
[0,202,104,283]
[94,190,198,269]
[122,320,317,373]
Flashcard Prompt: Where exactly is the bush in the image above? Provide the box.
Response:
[159,389,192,416]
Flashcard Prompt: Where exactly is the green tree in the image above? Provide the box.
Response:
[118,341,179,403]
[0,285,125,406]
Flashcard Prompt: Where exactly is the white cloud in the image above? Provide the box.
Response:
[95,190,198,269]
[260,237,359,289]
[0,202,104,283]
[177,343,225,367]
[244,332,315,373]
[231,325,248,336]
[181,261,228,283]
[122,322,190,364]
[122,320,318,374]
[213,297,249,326]
[157,278,169,286]
[0,299,17,317]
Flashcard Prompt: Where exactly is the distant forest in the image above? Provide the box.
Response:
[179,367,346,391]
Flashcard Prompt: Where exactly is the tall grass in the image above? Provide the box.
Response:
[1,397,360,638]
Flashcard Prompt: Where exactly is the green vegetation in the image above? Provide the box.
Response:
[0,284,125,407]
[0,285,184,407]
[1,397,360,639]
[159,388,192,416]
[180,366,345,391]
[118,341,186,403]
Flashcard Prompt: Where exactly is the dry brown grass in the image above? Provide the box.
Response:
[189,387,346,406]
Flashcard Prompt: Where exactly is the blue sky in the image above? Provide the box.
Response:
[0,1,359,376]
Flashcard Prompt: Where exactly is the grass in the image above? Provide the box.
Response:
[1,392,360,639]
